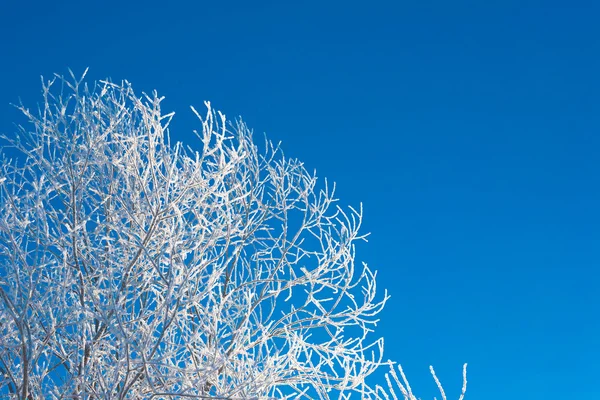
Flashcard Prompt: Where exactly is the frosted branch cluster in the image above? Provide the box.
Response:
[0,71,466,399]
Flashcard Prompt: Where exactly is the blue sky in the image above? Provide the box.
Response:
[1,0,599,398]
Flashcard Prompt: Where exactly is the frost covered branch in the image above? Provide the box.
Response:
[0,71,466,399]
[375,363,467,400]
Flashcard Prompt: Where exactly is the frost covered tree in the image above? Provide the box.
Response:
[0,71,466,399]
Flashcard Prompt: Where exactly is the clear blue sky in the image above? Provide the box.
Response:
[1,1,599,398]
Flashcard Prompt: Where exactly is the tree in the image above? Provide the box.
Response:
[0,71,466,399]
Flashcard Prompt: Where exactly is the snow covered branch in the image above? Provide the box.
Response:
[0,72,465,399]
